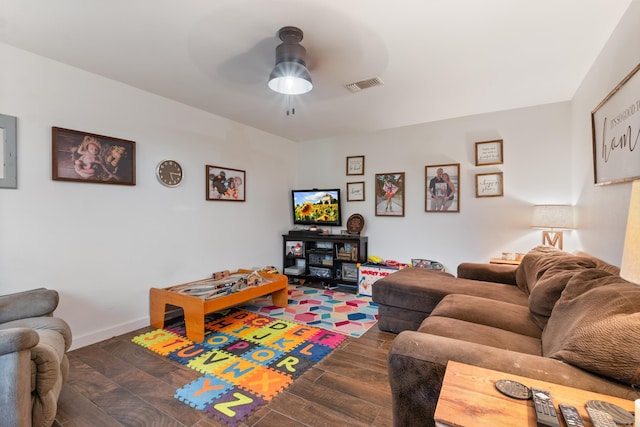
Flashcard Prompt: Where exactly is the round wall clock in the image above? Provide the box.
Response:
[156,160,183,187]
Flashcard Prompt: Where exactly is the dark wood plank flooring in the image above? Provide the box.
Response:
[53,322,397,427]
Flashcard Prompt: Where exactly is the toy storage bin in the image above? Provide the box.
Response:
[309,266,332,278]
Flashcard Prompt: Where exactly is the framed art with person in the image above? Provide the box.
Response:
[52,127,136,185]
[206,165,246,201]
[425,163,460,212]
[375,172,405,217]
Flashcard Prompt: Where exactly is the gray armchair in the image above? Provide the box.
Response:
[0,288,72,427]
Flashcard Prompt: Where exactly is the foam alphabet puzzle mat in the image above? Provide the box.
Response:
[133,307,346,426]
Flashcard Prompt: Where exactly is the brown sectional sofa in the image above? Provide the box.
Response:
[371,246,640,427]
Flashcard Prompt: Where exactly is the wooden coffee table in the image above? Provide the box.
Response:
[435,361,634,427]
[149,270,288,342]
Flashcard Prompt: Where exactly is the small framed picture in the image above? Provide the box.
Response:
[475,139,503,166]
[347,181,365,201]
[52,127,136,185]
[346,155,365,175]
[425,164,460,212]
[375,172,405,217]
[341,263,358,281]
[0,114,17,188]
[476,172,504,197]
[206,165,245,201]
[285,241,304,257]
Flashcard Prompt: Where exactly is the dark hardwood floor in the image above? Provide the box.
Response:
[53,321,397,427]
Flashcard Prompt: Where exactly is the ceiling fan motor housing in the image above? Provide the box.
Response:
[274,26,308,67]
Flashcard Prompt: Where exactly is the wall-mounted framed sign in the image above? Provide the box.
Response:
[475,139,503,166]
[591,63,640,185]
[0,114,17,189]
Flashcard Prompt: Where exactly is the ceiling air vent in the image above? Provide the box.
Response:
[345,77,384,92]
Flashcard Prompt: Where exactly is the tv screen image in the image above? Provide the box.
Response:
[292,189,342,226]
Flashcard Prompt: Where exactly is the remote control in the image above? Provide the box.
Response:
[558,404,585,427]
[585,406,617,427]
[531,388,560,427]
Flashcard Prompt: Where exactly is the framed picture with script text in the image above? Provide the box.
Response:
[476,172,503,198]
[591,63,640,185]
[346,156,365,175]
[475,140,503,166]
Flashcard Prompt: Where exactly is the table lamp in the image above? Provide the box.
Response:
[532,205,574,250]
[621,180,640,285]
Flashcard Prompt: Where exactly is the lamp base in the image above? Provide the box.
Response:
[542,231,563,250]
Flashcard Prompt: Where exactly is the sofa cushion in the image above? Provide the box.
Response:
[516,246,596,295]
[372,267,528,315]
[574,251,621,275]
[419,316,542,355]
[456,263,517,285]
[542,269,640,385]
[430,294,542,338]
[526,257,596,329]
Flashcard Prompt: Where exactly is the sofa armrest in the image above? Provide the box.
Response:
[0,328,39,355]
[388,331,635,427]
[456,262,517,285]
[0,288,59,324]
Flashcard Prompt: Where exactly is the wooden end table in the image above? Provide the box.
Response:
[435,361,634,427]
[149,270,288,342]
[489,258,521,265]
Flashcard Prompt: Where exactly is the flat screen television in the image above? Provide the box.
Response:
[292,189,342,227]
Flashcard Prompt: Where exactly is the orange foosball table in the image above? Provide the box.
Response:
[149,269,288,342]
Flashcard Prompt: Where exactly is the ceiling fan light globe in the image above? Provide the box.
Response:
[268,62,312,95]
[268,76,313,95]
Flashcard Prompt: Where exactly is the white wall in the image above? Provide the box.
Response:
[570,0,640,265]
[1,1,638,349]
[0,44,296,349]
[297,1,640,272]
[297,102,574,271]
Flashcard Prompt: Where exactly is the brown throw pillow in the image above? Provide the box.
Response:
[516,246,595,295]
[552,313,640,385]
[574,251,621,276]
[542,269,640,385]
[527,257,596,328]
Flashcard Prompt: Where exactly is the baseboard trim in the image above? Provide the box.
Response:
[70,317,150,350]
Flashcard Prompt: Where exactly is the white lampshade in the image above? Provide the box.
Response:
[621,180,640,284]
[532,205,575,229]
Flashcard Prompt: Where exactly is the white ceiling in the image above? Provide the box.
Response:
[0,0,632,142]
